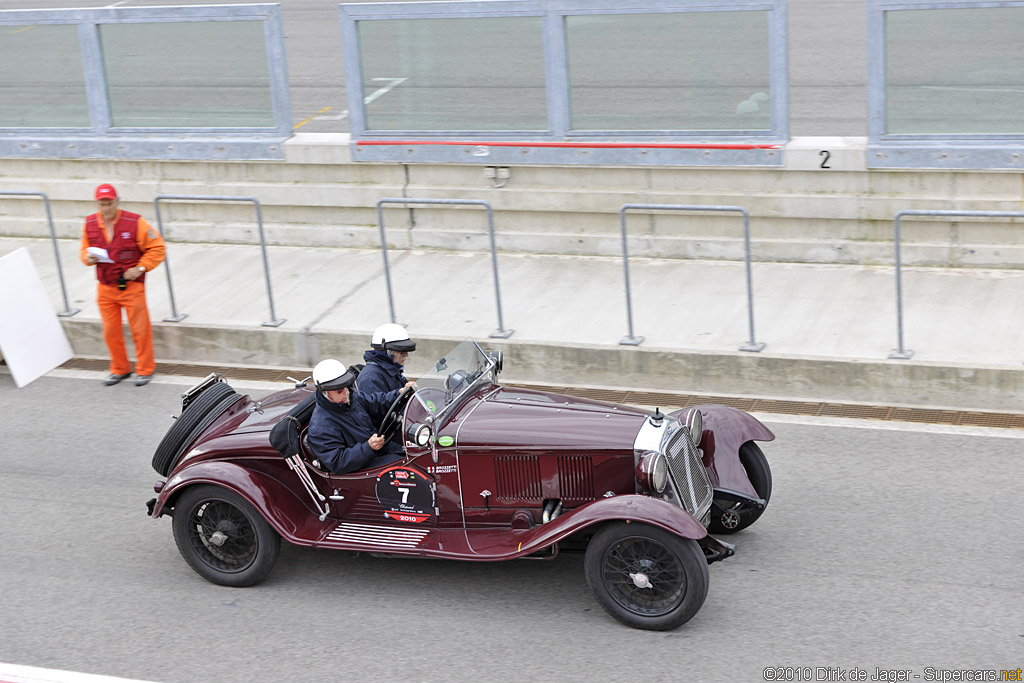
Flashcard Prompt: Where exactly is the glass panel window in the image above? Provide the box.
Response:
[886,7,1024,135]
[0,24,89,128]
[100,20,274,128]
[567,11,772,132]
[357,16,547,131]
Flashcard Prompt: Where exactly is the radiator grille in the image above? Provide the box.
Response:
[557,455,594,503]
[664,427,713,518]
[494,455,542,502]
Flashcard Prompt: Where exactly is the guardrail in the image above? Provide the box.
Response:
[889,209,1024,360]
[0,191,79,318]
[618,204,764,352]
[153,195,285,327]
[376,198,514,339]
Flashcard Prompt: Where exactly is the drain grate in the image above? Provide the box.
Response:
[56,357,1023,431]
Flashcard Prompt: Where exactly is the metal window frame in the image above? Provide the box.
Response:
[340,0,788,166]
[867,0,1024,169]
[0,4,292,160]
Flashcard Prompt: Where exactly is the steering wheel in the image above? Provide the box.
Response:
[377,386,415,441]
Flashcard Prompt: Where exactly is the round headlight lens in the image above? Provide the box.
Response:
[687,409,703,447]
[652,453,668,493]
[635,451,669,494]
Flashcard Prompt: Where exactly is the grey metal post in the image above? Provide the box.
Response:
[0,191,79,317]
[619,204,764,352]
[376,198,514,339]
[151,199,187,323]
[890,209,1024,360]
[154,195,285,327]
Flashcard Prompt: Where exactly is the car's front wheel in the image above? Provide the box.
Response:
[584,522,709,631]
[709,441,772,534]
[172,485,280,587]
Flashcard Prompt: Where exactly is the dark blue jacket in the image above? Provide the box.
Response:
[358,349,406,395]
[307,387,403,474]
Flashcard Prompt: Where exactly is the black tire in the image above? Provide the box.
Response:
[152,382,239,476]
[171,485,280,587]
[709,441,773,534]
[584,521,709,631]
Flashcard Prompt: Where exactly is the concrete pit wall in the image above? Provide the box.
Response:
[2,134,1024,270]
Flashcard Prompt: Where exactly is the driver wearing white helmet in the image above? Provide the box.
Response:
[358,323,417,396]
[305,358,415,474]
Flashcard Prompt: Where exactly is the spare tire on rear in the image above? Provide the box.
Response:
[152,382,239,476]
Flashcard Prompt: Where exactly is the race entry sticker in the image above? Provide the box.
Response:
[375,466,435,523]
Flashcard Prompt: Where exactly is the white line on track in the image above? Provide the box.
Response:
[751,411,1024,440]
[19,369,1024,440]
[0,662,159,683]
[33,367,290,394]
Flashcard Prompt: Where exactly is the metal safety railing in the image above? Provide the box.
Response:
[619,204,764,352]
[890,209,1024,360]
[0,191,79,317]
[153,195,285,327]
[376,198,513,339]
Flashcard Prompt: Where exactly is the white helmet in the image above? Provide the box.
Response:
[312,359,357,392]
[371,323,416,352]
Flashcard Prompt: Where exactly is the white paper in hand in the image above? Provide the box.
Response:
[87,247,114,263]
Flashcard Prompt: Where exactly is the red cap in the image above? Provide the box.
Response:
[95,184,118,200]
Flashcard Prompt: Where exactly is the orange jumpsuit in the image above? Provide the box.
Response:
[80,211,166,376]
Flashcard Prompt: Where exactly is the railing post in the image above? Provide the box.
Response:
[154,195,285,327]
[151,199,187,323]
[889,211,912,359]
[889,209,1024,360]
[618,208,643,346]
[0,191,80,317]
[618,203,763,351]
[376,198,514,339]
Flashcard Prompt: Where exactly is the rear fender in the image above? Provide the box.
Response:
[509,494,707,557]
[152,461,326,545]
[671,405,774,497]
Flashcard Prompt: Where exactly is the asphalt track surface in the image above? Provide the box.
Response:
[1,369,1021,683]
[0,0,867,137]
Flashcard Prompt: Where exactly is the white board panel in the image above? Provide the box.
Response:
[0,247,74,387]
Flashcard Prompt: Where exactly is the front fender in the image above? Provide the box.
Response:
[152,461,326,546]
[502,494,708,558]
[671,404,774,497]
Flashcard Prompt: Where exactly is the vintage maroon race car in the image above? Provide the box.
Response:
[147,339,773,630]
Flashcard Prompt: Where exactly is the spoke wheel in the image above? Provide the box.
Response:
[603,537,686,616]
[585,522,708,631]
[172,485,280,587]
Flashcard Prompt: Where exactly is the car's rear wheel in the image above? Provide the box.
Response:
[709,441,772,534]
[152,382,239,476]
[584,522,709,631]
[172,485,280,587]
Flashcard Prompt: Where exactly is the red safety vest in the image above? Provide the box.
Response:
[85,211,146,286]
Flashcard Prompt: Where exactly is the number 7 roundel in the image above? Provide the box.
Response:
[375,466,435,523]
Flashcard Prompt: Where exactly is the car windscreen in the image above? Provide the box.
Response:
[413,339,495,417]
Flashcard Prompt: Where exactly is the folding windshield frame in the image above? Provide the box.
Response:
[0,4,292,160]
[867,0,1024,169]
[340,0,788,166]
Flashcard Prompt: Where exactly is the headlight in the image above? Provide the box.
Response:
[405,423,432,447]
[635,451,669,494]
[686,409,703,447]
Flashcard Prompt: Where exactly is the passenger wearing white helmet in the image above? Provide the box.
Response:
[358,323,417,396]
[305,358,415,474]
